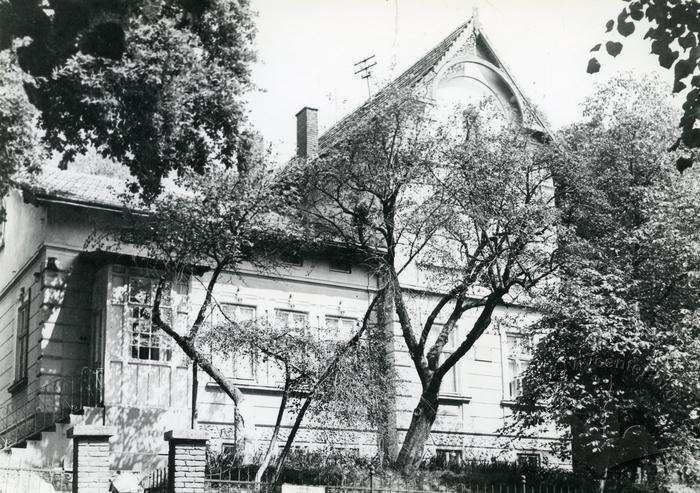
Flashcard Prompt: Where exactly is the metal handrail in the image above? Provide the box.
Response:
[0,367,103,449]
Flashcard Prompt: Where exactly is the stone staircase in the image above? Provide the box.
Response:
[0,368,103,469]
[0,406,104,469]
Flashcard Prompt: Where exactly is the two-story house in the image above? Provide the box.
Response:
[0,13,558,473]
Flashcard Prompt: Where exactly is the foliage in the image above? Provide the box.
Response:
[0,0,257,199]
[285,92,564,469]
[110,159,383,483]
[92,160,295,452]
[209,451,584,489]
[0,46,43,217]
[121,163,293,270]
[510,75,700,490]
[203,314,389,429]
[588,0,700,172]
[275,448,375,486]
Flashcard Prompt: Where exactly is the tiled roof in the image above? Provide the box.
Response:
[16,21,473,209]
[318,20,471,150]
[16,16,554,209]
[16,167,129,209]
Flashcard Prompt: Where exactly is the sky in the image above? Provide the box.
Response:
[245,0,666,160]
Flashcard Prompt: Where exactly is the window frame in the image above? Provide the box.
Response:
[274,308,309,329]
[216,303,258,381]
[221,443,238,457]
[516,452,541,467]
[435,448,463,467]
[126,276,175,364]
[432,323,459,395]
[12,288,31,387]
[324,315,358,341]
[506,333,532,399]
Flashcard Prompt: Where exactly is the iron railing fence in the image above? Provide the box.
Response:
[205,479,278,493]
[328,482,584,493]
[0,367,103,449]
[199,480,588,493]
[0,466,72,492]
[143,468,170,493]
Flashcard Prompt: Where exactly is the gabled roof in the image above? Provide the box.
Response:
[319,13,551,151]
[318,20,472,150]
[15,13,552,210]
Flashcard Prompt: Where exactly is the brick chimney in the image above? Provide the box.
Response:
[295,107,318,158]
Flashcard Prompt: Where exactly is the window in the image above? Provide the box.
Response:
[329,259,351,273]
[324,315,357,341]
[506,334,532,399]
[222,443,237,456]
[220,304,256,324]
[436,449,463,467]
[517,453,541,467]
[218,304,257,380]
[14,289,30,382]
[127,277,174,362]
[275,309,309,329]
[432,324,458,394]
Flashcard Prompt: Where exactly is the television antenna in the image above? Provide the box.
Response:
[354,55,377,98]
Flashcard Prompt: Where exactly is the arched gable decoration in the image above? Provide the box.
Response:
[430,56,524,125]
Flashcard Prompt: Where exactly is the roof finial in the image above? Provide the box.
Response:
[472,4,480,27]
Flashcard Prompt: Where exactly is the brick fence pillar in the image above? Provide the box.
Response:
[165,429,209,493]
[67,425,116,493]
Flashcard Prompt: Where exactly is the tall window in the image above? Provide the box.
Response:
[440,325,458,394]
[428,323,458,394]
[218,304,257,380]
[127,277,173,362]
[14,289,30,382]
[506,334,532,399]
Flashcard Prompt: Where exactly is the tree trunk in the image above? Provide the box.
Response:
[271,394,313,485]
[191,363,198,429]
[395,390,439,470]
[255,378,290,483]
[375,282,398,463]
[597,467,608,493]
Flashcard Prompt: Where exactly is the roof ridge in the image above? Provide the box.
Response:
[318,19,472,149]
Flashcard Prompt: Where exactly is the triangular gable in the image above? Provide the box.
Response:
[319,12,550,151]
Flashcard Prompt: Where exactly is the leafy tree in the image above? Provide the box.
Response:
[103,159,386,481]
[286,93,564,470]
[0,0,256,199]
[102,162,287,442]
[204,309,388,483]
[588,0,700,172]
[0,46,43,217]
[510,75,700,492]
